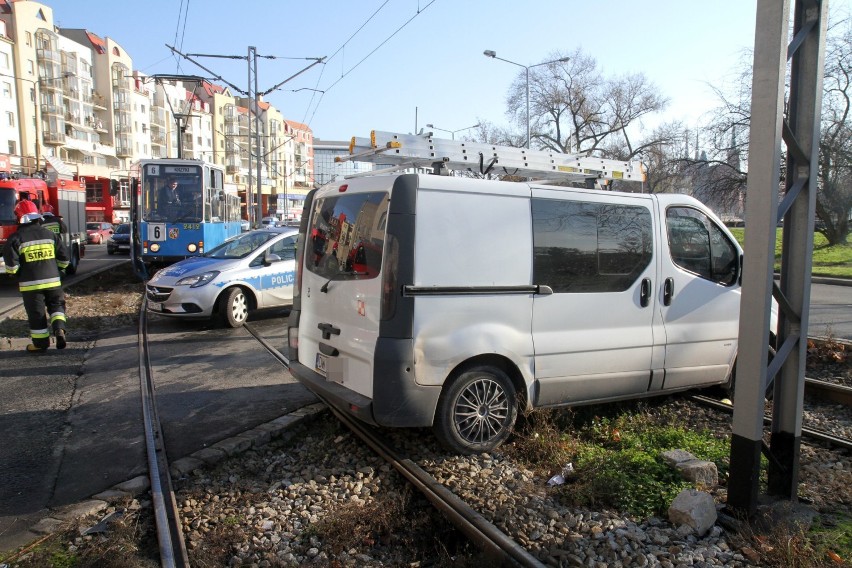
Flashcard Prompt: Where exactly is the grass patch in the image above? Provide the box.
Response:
[729,227,852,279]
[507,401,852,566]
[508,403,730,519]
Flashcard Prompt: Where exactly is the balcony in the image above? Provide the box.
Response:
[40,103,63,117]
[113,101,130,113]
[42,130,65,145]
[90,92,106,109]
[226,165,239,174]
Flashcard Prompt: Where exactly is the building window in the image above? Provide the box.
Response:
[2,82,10,98]
[27,60,34,75]
[0,52,8,70]
[8,140,15,155]
[25,31,31,47]
[6,112,13,127]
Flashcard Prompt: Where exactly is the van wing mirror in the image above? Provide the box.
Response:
[738,253,744,286]
[109,179,120,196]
[219,190,225,201]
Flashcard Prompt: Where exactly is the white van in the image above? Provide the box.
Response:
[287,173,748,454]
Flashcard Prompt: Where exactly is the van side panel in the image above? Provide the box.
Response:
[410,180,535,389]
[529,189,658,405]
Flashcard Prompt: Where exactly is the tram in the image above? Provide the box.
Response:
[128,158,242,279]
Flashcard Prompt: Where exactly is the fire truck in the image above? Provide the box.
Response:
[0,176,87,276]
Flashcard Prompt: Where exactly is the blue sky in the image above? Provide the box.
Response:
[44,1,847,143]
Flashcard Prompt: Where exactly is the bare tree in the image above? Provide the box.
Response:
[503,48,669,160]
[687,13,852,244]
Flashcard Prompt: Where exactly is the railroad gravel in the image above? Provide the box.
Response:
[3,274,850,567]
[170,399,851,568]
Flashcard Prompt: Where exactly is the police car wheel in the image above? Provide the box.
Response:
[219,287,248,328]
[433,366,517,455]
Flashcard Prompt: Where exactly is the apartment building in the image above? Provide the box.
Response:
[0,0,314,224]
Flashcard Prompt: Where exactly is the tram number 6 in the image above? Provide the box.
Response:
[148,223,166,242]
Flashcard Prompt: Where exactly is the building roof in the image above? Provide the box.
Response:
[284,119,311,133]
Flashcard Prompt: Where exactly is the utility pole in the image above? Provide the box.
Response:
[253,47,262,228]
[166,44,325,229]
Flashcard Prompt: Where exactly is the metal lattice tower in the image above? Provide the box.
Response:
[728,0,827,515]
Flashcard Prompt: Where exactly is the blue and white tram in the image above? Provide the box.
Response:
[129,158,242,279]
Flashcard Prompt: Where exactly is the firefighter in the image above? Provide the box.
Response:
[13,193,37,219]
[2,212,70,352]
[40,211,67,236]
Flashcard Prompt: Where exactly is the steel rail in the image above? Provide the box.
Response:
[138,299,189,567]
[243,321,545,568]
[689,394,852,452]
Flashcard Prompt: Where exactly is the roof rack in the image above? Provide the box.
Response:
[335,130,645,186]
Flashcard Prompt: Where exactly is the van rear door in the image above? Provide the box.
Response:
[296,177,393,400]
[530,188,660,405]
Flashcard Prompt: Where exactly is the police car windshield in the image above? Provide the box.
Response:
[205,231,277,259]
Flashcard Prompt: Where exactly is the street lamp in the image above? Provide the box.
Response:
[425,122,481,140]
[483,50,569,148]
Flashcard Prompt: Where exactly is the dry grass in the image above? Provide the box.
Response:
[0,261,143,340]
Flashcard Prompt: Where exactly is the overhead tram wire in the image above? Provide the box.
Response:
[304,0,438,126]
[172,0,191,73]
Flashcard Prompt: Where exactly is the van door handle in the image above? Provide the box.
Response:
[317,322,341,340]
[640,278,651,307]
[663,277,674,306]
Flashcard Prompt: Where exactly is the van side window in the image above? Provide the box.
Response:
[532,199,653,293]
[666,207,738,286]
[306,192,390,280]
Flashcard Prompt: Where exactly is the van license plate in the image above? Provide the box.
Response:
[315,353,327,377]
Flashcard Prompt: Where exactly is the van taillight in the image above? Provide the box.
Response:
[381,235,399,320]
[339,184,348,193]
[294,234,305,296]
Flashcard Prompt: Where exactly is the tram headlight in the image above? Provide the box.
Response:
[150,243,160,253]
[187,243,198,253]
[175,270,220,288]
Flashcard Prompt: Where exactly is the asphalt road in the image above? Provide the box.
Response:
[0,299,316,553]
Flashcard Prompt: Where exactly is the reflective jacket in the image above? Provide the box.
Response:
[40,214,67,236]
[2,222,69,292]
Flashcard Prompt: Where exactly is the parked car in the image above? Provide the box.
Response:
[261,216,277,227]
[106,223,131,254]
[146,227,298,327]
[240,219,251,232]
[86,222,114,244]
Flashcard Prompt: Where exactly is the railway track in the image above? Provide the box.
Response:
[689,377,852,452]
[138,301,190,568]
[244,321,545,567]
[133,306,848,566]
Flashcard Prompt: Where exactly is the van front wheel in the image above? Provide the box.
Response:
[433,366,517,455]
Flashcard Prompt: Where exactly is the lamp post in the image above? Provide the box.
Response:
[483,50,569,148]
[425,122,481,140]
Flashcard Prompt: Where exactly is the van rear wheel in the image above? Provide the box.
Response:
[433,366,517,455]
[219,287,248,328]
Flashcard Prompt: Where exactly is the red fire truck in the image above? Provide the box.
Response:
[0,176,87,275]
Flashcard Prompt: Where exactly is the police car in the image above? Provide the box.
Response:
[146,227,298,327]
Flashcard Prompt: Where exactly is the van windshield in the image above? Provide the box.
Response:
[306,191,389,280]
